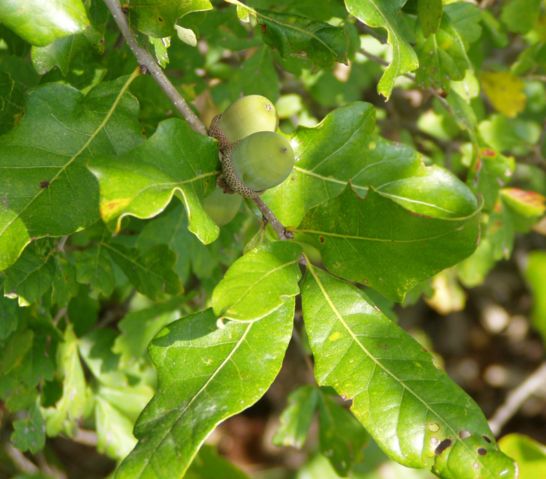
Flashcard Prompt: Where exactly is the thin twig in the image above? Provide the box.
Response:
[360,48,416,81]
[52,307,67,325]
[72,428,98,447]
[4,443,39,474]
[525,74,546,82]
[489,362,546,436]
[35,453,67,479]
[57,236,68,253]
[102,0,207,135]
[252,195,292,240]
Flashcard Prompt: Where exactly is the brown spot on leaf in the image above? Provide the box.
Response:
[100,198,131,221]
[435,439,452,456]
[319,235,325,244]
[39,180,50,189]
[480,148,496,158]
[260,23,267,33]
[482,435,492,443]
[478,448,487,456]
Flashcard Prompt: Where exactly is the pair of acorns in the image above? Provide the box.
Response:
[203,95,295,226]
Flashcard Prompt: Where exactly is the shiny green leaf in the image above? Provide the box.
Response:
[212,241,302,320]
[0,74,142,272]
[116,303,294,478]
[295,186,479,301]
[0,0,89,46]
[301,266,517,479]
[264,103,478,234]
[90,118,219,245]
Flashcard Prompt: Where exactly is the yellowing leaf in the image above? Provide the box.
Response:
[481,71,526,118]
[501,188,546,218]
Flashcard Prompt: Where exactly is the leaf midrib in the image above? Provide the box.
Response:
[296,227,462,243]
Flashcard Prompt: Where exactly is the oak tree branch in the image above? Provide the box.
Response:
[103,0,289,239]
[102,0,207,135]
[489,362,546,436]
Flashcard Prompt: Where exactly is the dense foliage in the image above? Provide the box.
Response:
[1,0,545,478]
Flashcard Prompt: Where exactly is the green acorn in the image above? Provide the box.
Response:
[217,95,278,144]
[230,131,295,192]
[203,186,242,226]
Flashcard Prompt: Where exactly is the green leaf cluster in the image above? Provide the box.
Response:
[1,0,544,478]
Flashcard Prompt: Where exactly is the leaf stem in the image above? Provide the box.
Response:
[252,194,292,240]
[102,0,207,135]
